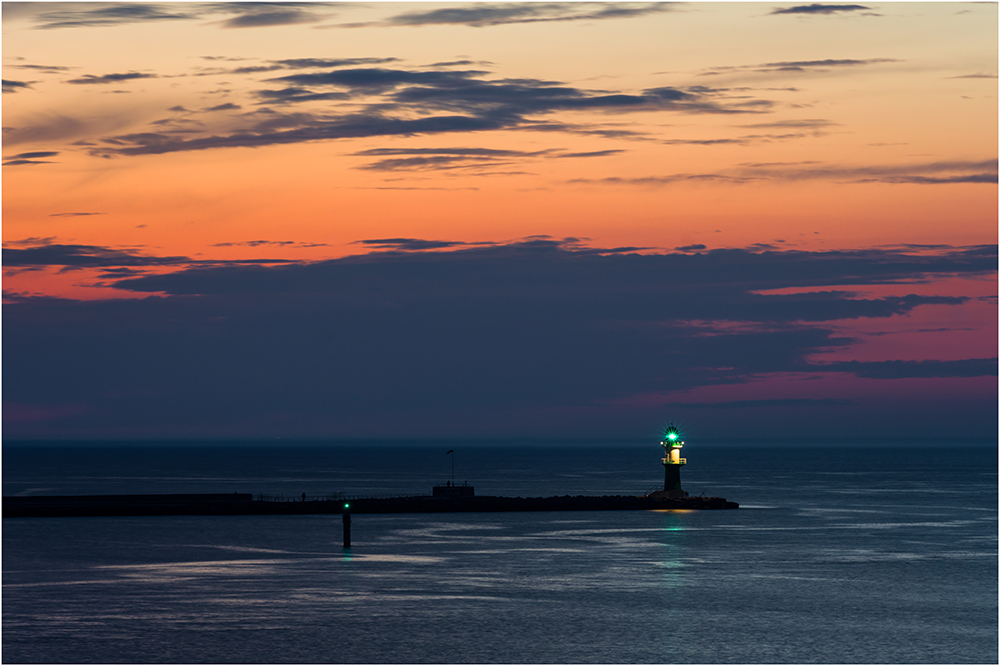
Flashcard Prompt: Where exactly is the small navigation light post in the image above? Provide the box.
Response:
[660,425,687,497]
[342,503,351,549]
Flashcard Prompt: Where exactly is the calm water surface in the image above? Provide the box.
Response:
[3,442,997,663]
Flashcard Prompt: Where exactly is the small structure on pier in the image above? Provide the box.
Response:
[433,481,475,497]
[649,424,689,499]
[434,449,474,497]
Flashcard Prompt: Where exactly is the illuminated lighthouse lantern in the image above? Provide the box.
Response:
[660,424,688,497]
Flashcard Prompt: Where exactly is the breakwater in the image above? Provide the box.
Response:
[3,492,737,518]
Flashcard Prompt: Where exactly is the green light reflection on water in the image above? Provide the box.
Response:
[657,511,688,591]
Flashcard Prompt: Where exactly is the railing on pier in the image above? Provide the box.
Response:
[661,457,687,465]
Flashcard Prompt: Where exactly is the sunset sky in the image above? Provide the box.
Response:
[3,2,997,440]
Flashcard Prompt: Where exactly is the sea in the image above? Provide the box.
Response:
[2,440,997,664]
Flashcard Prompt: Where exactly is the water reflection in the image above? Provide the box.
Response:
[658,511,688,591]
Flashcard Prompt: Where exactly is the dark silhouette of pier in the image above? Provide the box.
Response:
[3,491,737,518]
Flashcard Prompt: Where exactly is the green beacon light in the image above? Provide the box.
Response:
[344,503,350,510]
[660,423,686,495]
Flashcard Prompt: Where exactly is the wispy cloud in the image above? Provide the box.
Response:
[66,72,157,85]
[740,118,838,129]
[1,241,298,272]
[769,4,876,16]
[9,63,75,74]
[88,66,777,158]
[27,2,340,30]
[352,238,496,251]
[219,57,401,76]
[2,243,191,270]
[571,158,998,186]
[2,79,33,93]
[701,58,899,76]
[211,240,331,248]
[945,72,998,80]
[31,3,199,29]
[337,2,674,29]
[204,102,242,112]
[213,3,331,29]
[3,151,59,167]
[351,146,623,172]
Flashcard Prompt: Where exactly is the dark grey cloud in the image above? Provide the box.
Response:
[227,57,400,75]
[1,244,192,270]
[66,72,157,85]
[4,241,994,438]
[3,237,58,248]
[92,114,513,157]
[571,158,999,186]
[3,150,60,166]
[675,244,707,252]
[278,57,400,69]
[343,2,673,28]
[269,67,490,91]
[353,238,481,251]
[856,174,998,185]
[350,146,619,172]
[27,2,340,30]
[2,159,55,166]
[426,60,492,68]
[218,9,321,28]
[946,72,998,79]
[556,150,624,158]
[204,103,242,112]
[10,63,74,73]
[252,87,353,103]
[50,212,104,217]
[0,242,297,271]
[6,151,59,160]
[356,147,540,158]
[31,3,199,29]
[87,65,775,157]
[211,240,331,248]
[3,79,32,93]
[388,78,774,116]
[254,69,771,115]
[770,4,873,15]
[353,238,519,251]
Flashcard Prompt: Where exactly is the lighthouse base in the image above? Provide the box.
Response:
[647,489,689,499]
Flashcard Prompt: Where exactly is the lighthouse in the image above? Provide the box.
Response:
[659,424,688,498]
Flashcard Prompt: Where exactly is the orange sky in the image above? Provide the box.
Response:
[4,2,997,303]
